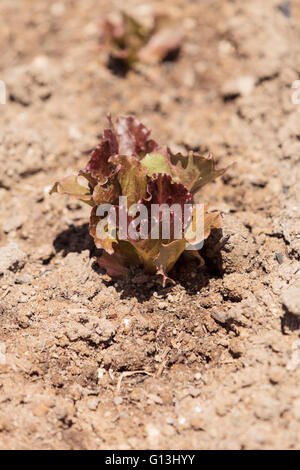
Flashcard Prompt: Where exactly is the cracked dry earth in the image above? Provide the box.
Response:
[0,0,300,450]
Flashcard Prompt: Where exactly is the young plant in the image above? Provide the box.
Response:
[100,11,183,68]
[51,116,227,285]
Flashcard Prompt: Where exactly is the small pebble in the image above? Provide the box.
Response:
[158,302,168,310]
[15,274,32,285]
[87,398,99,411]
[114,396,123,406]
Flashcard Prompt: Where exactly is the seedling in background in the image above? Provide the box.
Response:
[100,11,183,70]
[51,116,227,285]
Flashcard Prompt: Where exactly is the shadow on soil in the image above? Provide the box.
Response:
[53,223,97,257]
[107,47,181,77]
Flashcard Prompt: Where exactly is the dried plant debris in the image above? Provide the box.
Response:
[51,115,227,285]
[100,11,183,69]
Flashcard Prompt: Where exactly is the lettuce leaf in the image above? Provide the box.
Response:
[51,115,227,285]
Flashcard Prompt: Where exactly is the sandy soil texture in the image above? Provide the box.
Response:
[0,0,300,450]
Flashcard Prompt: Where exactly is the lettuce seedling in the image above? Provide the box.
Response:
[100,11,183,67]
[51,116,227,285]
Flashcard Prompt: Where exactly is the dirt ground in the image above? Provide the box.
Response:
[0,0,300,450]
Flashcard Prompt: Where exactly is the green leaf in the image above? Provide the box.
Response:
[50,174,94,205]
[109,155,148,206]
[154,239,186,286]
[130,239,161,274]
[169,151,226,195]
[142,150,226,196]
[140,152,172,176]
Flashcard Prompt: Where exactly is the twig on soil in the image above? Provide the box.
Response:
[116,370,153,392]
[156,347,171,377]
[0,288,10,300]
